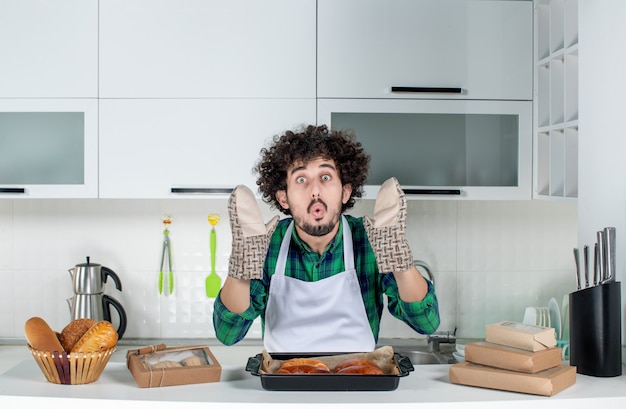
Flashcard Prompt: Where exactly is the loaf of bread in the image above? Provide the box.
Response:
[279,358,330,372]
[71,320,118,353]
[334,358,384,375]
[277,364,330,374]
[24,316,64,353]
[59,318,97,352]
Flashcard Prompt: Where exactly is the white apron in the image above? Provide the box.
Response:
[263,215,376,353]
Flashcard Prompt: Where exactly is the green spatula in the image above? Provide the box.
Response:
[205,214,221,298]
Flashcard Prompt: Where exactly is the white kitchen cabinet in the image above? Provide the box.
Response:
[0,0,98,98]
[99,99,316,198]
[318,0,532,101]
[318,99,532,200]
[0,99,98,198]
[99,0,316,99]
[534,0,578,200]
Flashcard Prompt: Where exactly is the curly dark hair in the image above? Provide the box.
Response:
[254,124,370,215]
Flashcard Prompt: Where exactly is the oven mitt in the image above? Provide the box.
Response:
[228,185,279,280]
[363,177,414,274]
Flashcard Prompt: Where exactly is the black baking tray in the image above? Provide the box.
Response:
[245,352,414,391]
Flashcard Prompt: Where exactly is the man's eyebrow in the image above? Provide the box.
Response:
[289,162,336,176]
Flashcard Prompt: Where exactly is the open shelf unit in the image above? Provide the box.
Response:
[534,0,578,200]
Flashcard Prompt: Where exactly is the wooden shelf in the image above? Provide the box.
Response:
[534,0,579,201]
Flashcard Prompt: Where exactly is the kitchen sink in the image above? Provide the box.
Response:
[386,331,460,365]
[395,348,457,365]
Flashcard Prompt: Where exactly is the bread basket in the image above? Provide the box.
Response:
[28,345,115,385]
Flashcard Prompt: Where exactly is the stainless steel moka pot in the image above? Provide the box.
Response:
[67,257,127,338]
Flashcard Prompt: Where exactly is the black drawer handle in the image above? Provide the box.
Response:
[171,187,233,194]
[403,189,461,195]
[0,187,26,194]
[391,86,463,94]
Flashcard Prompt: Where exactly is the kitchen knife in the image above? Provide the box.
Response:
[583,244,589,288]
[573,248,581,290]
[597,230,605,282]
[602,227,616,283]
[594,243,599,286]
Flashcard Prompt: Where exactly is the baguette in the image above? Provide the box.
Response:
[24,316,64,353]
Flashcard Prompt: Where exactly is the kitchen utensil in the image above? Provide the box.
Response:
[583,244,589,288]
[596,230,605,282]
[573,248,581,290]
[205,214,221,298]
[158,215,173,295]
[245,350,413,391]
[67,257,127,338]
[68,256,122,294]
[593,243,599,286]
[602,227,616,283]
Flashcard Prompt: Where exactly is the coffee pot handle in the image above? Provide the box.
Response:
[103,294,127,339]
[101,267,123,291]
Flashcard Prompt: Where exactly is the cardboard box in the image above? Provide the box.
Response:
[485,321,556,351]
[464,341,562,373]
[126,344,221,388]
[449,361,576,397]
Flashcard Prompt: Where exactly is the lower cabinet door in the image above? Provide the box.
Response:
[99,99,316,198]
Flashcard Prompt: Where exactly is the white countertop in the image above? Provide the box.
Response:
[1,343,626,409]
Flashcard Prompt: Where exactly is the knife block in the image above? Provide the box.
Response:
[569,281,622,377]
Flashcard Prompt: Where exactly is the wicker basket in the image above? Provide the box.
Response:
[28,345,115,385]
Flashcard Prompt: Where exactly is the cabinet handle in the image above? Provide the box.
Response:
[170,187,233,194]
[0,187,26,194]
[403,189,461,195]
[391,86,463,94]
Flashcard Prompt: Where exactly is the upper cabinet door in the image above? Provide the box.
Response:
[99,0,316,98]
[0,0,98,98]
[0,99,98,198]
[99,99,316,199]
[318,0,532,100]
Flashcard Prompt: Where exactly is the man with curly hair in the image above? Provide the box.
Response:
[213,124,439,352]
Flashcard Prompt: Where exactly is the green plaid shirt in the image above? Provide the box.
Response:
[213,215,439,346]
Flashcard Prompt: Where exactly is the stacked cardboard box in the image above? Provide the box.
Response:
[449,321,576,396]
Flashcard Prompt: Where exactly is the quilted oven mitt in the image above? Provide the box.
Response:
[228,185,279,279]
[363,177,414,274]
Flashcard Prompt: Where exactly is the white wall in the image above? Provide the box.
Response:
[579,1,626,344]
[0,198,576,341]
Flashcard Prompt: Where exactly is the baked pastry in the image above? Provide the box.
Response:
[181,356,206,367]
[334,358,384,375]
[24,316,64,353]
[335,365,384,375]
[277,358,331,374]
[279,358,330,372]
[70,320,118,353]
[277,364,330,374]
[152,360,183,369]
[59,318,97,352]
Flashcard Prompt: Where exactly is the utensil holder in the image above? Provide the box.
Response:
[569,281,622,377]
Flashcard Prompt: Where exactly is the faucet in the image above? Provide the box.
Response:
[427,329,457,352]
[414,260,434,285]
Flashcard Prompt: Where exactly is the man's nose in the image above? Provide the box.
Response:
[310,180,321,197]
